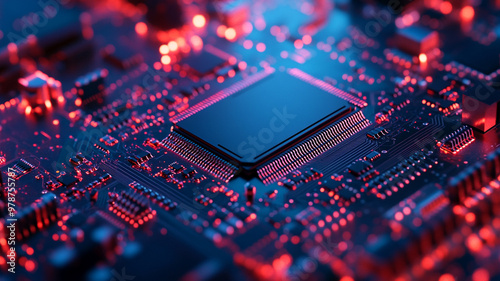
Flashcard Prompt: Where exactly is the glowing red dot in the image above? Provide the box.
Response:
[460,6,475,21]
[225,28,237,41]
[25,260,35,272]
[135,22,148,36]
[192,15,206,28]
[440,2,452,14]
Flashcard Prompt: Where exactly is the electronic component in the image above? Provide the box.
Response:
[367,127,388,140]
[437,125,475,154]
[180,48,229,77]
[348,160,373,177]
[446,147,500,203]
[452,39,500,75]
[6,193,59,240]
[364,151,381,162]
[108,190,156,228]
[422,96,460,115]
[9,158,35,179]
[244,182,256,205]
[75,69,108,102]
[18,71,62,112]
[99,135,118,146]
[395,26,439,56]
[166,70,366,180]
[462,84,500,132]
[57,173,80,188]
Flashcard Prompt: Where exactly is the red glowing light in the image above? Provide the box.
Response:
[256,43,266,52]
[135,22,148,36]
[159,44,169,55]
[439,273,456,281]
[26,247,34,255]
[168,41,178,52]
[190,35,203,51]
[192,15,206,28]
[302,34,312,45]
[460,6,475,21]
[294,39,303,49]
[161,55,171,65]
[440,2,452,14]
[216,25,227,37]
[419,53,427,63]
[25,260,35,272]
[225,28,237,41]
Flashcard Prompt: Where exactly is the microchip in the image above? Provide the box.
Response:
[159,169,173,179]
[181,167,196,178]
[180,49,228,76]
[193,173,206,183]
[427,77,453,96]
[9,158,35,179]
[451,39,500,75]
[57,173,80,188]
[348,161,373,176]
[75,69,108,101]
[422,96,459,113]
[169,162,185,173]
[99,135,118,146]
[364,151,381,162]
[172,71,353,174]
[367,127,388,140]
[128,149,153,165]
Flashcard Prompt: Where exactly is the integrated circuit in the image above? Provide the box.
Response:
[164,70,370,181]
[180,48,229,77]
[9,158,35,179]
[57,173,80,188]
[451,39,500,75]
[127,149,153,166]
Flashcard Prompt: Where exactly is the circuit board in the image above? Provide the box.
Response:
[1,0,500,280]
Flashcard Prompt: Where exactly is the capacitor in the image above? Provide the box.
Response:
[18,71,63,112]
[19,71,51,109]
[244,182,256,205]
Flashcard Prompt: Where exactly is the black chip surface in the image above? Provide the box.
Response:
[57,174,79,187]
[348,161,373,176]
[174,71,353,169]
[452,39,500,75]
[180,49,228,76]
